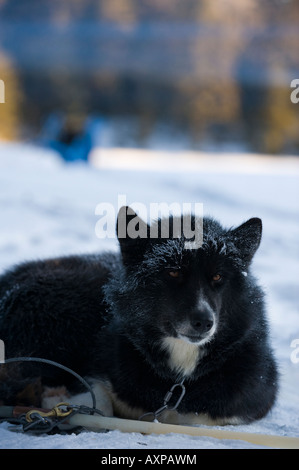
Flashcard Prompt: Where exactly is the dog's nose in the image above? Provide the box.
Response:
[191,311,214,335]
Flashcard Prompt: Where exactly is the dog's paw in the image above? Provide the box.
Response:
[41,386,70,409]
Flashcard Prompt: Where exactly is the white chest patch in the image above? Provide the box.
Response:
[162,336,201,378]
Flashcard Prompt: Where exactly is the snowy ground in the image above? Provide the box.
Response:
[0,142,299,449]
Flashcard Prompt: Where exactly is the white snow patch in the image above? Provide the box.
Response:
[0,143,298,449]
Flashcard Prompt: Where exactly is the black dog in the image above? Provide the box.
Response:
[0,207,278,425]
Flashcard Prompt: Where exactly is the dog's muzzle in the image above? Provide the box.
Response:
[175,301,217,344]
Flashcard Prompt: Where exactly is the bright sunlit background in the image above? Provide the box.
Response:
[0,0,298,157]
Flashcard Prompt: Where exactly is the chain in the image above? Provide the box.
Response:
[4,404,104,434]
[139,378,186,422]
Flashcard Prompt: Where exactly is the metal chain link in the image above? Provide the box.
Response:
[139,379,186,421]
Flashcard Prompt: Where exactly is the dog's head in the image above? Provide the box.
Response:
[106,206,262,371]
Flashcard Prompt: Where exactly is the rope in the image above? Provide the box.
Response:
[2,356,97,410]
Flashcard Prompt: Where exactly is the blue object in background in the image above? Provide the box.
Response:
[40,113,94,163]
[51,128,92,163]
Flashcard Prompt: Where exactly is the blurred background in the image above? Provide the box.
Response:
[0,0,299,159]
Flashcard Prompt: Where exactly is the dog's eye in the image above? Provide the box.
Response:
[212,273,222,282]
[168,270,180,278]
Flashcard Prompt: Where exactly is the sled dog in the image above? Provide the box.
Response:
[0,207,278,425]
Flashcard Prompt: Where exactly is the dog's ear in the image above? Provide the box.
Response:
[116,206,150,265]
[229,217,262,265]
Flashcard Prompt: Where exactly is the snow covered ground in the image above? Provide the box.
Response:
[0,142,299,449]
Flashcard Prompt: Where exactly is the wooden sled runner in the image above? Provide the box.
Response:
[1,403,298,449]
[68,412,299,449]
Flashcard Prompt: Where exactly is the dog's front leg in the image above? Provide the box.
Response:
[41,380,113,416]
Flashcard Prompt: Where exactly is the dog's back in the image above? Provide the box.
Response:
[0,253,117,401]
